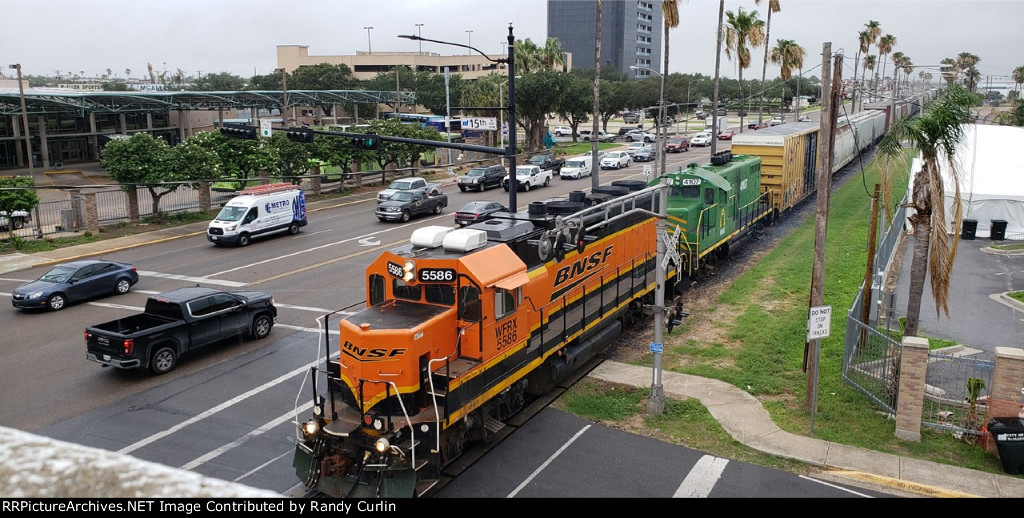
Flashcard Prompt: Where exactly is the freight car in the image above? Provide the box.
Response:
[292,183,677,498]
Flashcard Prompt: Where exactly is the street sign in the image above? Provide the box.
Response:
[461,117,498,131]
[807,305,832,340]
[650,342,663,353]
[643,165,653,180]
[260,120,272,138]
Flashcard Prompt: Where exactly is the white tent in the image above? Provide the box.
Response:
[908,124,1024,239]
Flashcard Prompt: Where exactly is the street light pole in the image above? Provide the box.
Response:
[415,24,424,54]
[364,26,374,54]
[630,65,665,178]
[398,24,518,211]
[9,63,42,238]
[465,30,473,49]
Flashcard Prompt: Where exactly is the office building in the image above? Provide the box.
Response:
[547,0,662,79]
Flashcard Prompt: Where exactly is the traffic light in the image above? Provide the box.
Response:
[220,123,258,140]
[355,133,381,151]
[285,126,314,144]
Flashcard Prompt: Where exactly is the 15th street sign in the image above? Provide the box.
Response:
[461,117,498,131]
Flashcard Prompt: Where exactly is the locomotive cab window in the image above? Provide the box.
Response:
[704,188,715,205]
[458,285,482,322]
[425,284,455,305]
[494,287,519,320]
[392,279,421,301]
[673,185,700,198]
[369,274,385,306]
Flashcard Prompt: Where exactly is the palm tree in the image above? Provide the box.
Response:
[956,52,980,92]
[876,85,975,337]
[899,56,914,98]
[1013,65,1024,98]
[541,37,566,71]
[863,21,882,102]
[768,39,804,118]
[855,30,871,111]
[877,34,896,98]
[724,6,765,131]
[659,0,681,176]
[890,51,905,98]
[940,58,958,87]
[514,39,543,74]
[862,55,876,106]
[591,0,602,187]
[754,0,780,124]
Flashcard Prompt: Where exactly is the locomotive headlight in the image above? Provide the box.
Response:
[374,438,390,453]
[373,417,384,430]
[302,419,320,436]
[402,260,416,282]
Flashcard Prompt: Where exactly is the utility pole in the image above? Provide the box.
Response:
[646,178,669,415]
[710,0,724,156]
[591,0,602,189]
[805,44,841,430]
[859,184,881,347]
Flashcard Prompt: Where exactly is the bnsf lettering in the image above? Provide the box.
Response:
[342,340,407,360]
[554,246,614,285]
[495,319,518,350]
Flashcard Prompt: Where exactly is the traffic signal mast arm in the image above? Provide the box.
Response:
[312,128,505,155]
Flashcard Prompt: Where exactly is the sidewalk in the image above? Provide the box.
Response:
[588,361,1024,498]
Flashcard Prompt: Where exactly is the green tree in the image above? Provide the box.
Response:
[876,85,977,337]
[940,58,958,87]
[102,82,130,91]
[247,72,282,90]
[288,63,356,90]
[754,0,780,123]
[956,52,981,92]
[189,72,247,91]
[353,119,443,171]
[877,34,896,96]
[189,131,276,188]
[856,29,871,110]
[0,176,40,239]
[557,74,595,140]
[541,37,566,71]
[514,70,569,151]
[724,5,765,129]
[515,38,544,74]
[269,132,314,183]
[100,133,211,214]
[1013,65,1024,98]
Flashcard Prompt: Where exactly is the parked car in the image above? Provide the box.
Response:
[457,164,506,192]
[624,129,656,143]
[718,130,736,140]
[552,126,573,137]
[600,151,630,169]
[617,126,641,137]
[770,116,785,126]
[0,210,31,231]
[622,112,641,124]
[797,115,811,122]
[560,155,593,179]
[632,146,655,162]
[11,259,139,311]
[665,137,689,153]
[690,132,713,147]
[578,129,616,142]
[695,110,708,120]
[747,121,771,130]
[454,201,507,227]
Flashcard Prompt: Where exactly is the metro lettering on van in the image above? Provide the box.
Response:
[265,199,291,212]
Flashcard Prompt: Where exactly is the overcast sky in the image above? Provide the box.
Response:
[2,0,1022,84]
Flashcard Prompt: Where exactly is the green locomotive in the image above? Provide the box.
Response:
[655,151,774,286]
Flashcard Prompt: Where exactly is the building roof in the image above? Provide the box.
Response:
[0,87,414,117]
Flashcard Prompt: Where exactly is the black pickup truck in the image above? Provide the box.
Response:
[85,287,277,375]
[527,153,565,174]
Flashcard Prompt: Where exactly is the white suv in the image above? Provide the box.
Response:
[690,132,713,147]
[552,126,572,137]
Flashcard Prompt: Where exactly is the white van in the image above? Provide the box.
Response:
[560,155,593,179]
[207,183,307,247]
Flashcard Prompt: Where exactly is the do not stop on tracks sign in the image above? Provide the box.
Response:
[807,305,832,340]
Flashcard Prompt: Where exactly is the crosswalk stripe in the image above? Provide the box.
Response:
[674,455,728,497]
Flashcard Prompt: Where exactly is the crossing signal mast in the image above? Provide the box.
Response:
[220,123,258,140]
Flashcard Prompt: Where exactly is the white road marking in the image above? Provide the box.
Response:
[798,474,875,497]
[136,270,246,287]
[674,455,728,497]
[507,425,591,498]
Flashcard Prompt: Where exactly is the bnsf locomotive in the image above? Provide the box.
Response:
[292,182,678,498]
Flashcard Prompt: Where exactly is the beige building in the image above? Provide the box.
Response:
[278,45,573,81]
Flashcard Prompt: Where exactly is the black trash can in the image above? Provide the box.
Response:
[990,219,1008,241]
[961,219,978,240]
[988,417,1024,474]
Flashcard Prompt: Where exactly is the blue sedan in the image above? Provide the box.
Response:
[12,259,139,311]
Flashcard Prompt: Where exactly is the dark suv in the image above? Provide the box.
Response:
[457,164,506,192]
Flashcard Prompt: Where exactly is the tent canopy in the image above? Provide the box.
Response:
[908,124,1024,239]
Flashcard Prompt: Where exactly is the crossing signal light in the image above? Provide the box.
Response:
[220,123,258,140]
[285,126,314,144]
[355,133,381,151]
